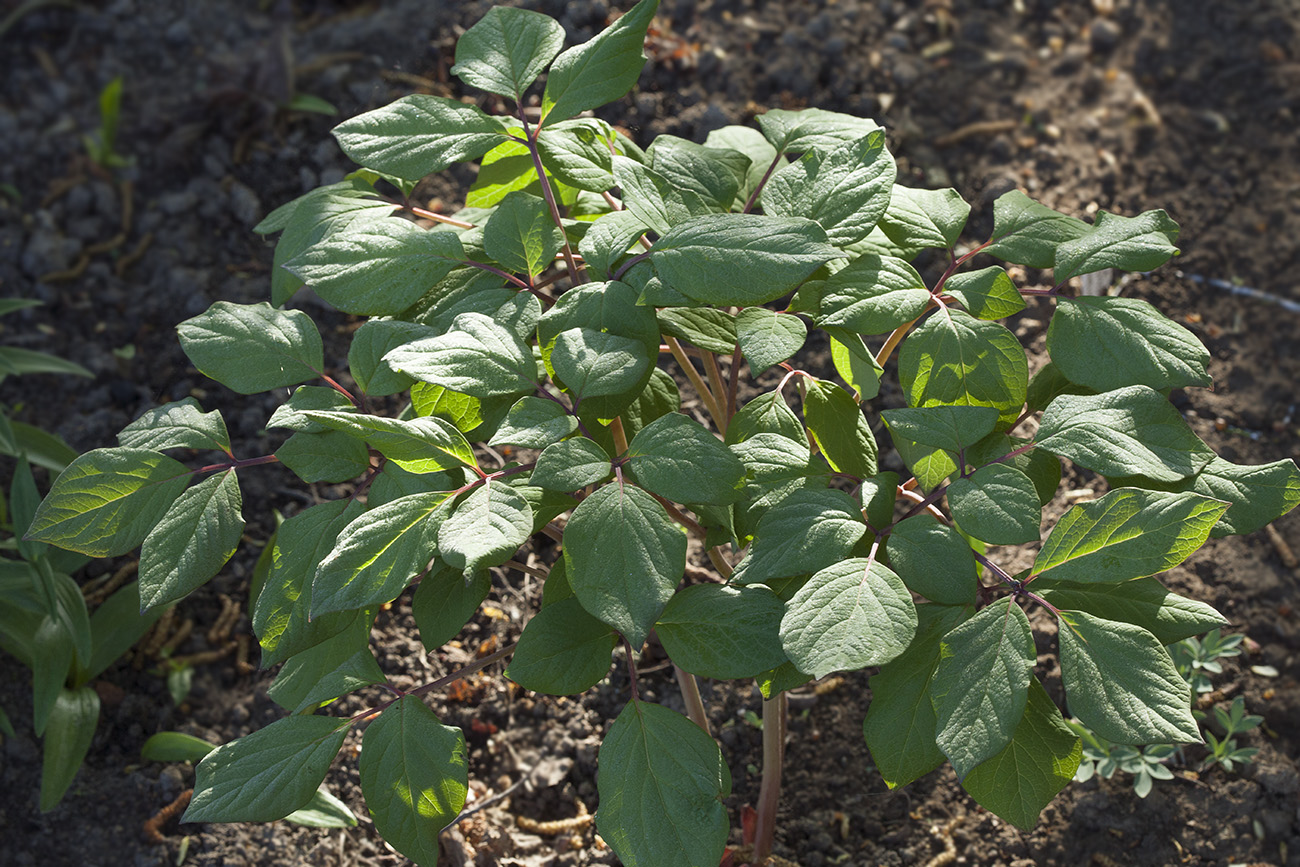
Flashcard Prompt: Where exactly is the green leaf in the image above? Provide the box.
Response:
[1053,209,1180,282]
[596,700,730,867]
[656,584,787,680]
[412,563,490,651]
[961,679,1081,830]
[266,385,355,432]
[762,130,895,246]
[1037,387,1214,482]
[292,410,477,474]
[612,155,711,235]
[892,435,958,493]
[141,731,217,763]
[802,379,877,478]
[540,0,659,125]
[1173,456,1300,538]
[930,599,1036,779]
[3,419,79,473]
[506,597,617,694]
[780,557,917,679]
[27,448,190,557]
[625,413,746,505]
[863,603,973,788]
[580,209,648,279]
[85,580,166,680]
[1047,296,1211,391]
[284,219,466,316]
[31,615,72,735]
[268,613,383,713]
[0,346,92,378]
[1032,488,1228,583]
[359,696,467,867]
[731,488,865,586]
[882,405,999,454]
[948,463,1041,545]
[531,436,612,491]
[620,367,681,440]
[1058,611,1201,744]
[438,480,532,577]
[186,715,351,823]
[942,267,1026,321]
[899,309,1028,429]
[451,6,565,98]
[886,515,978,604]
[879,186,970,252]
[967,434,1061,506]
[982,190,1090,269]
[386,311,538,399]
[1033,575,1226,645]
[647,134,749,213]
[704,125,781,207]
[276,429,371,484]
[284,786,359,829]
[725,393,803,445]
[139,470,244,610]
[813,254,932,336]
[411,384,512,441]
[332,94,511,182]
[656,307,738,355]
[39,686,99,811]
[551,327,650,401]
[650,214,840,306]
[177,302,323,394]
[483,191,564,278]
[755,108,880,155]
[489,396,578,449]
[735,307,806,376]
[117,398,231,454]
[538,118,618,192]
[467,138,548,209]
[564,482,686,646]
[313,492,449,618]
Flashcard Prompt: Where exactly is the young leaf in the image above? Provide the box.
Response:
[483,191,564,279]
[731,488,866,586]
[625,413,746,505]
[882,405,999,454]
[930,599,1036,779]
[438,480,533,577]
[284,786,359,829]
[596,700,730,867]
[39,686,99,812]
[948,463,1041,545]
[563,482,686,647]
[899,309,1028,429]
[177,302,323,394]
[540,0,659,125]
[412,563,491,651]
[117,398,231,454]
[139,470,244,610]
[141,731,217,763]
[879,186,970,252]
[942,267,1026,321]
[802,379,878,479]
[185,715,351,823]
[961,679,1081,830]
[814,254,933,336]
[1058,611,1201,744]
[1032,488,1228,584]
[735,307,806,375]
[650,214,840,306]
[333,95,511,182]
[385,311,539,400]
[1037,386,1215,482]
[1047,296,1211,392]
[656,584,788,680]
[359,697,467,867]
[756,107,880,155]
[779,557,917,679]
[1053,209,1179,282]
[505,597,617,694]
[886,515,978,605]
[451,6,565,98]
[762,130,895,246]
[982,190,1090,268]
[291,410,477,474]
[531,436,612,491]
[863,603,973,788]
[27,448,191,557]
[1033,575,1226,645]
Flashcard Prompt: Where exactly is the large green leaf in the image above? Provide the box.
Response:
[186,715,351,822]
[117,398,231,454]
[656,307,738,355]
[540,0,659,125]
[505,597,617,694]
[814,254,933,336]
[930,599,1035,779]
[802,379,878,479]
[139,470,244,610]
[267,613,382,713]
[731,488,865,587]
[580,209,648,278]
[563,482,686,647]
[385,311,539,400]
[1058,611,1200,744]
[886,515,978,604]
[656,584,788,680]
[863,603,973,788]
[948,463,1041,545]
[1031,488,1228,583]
[625,413,746,506]
[489,396,578,449]
[1032,575,1226,645]
[27,448,190,557]
[596,700,730,867]
[359,697,467,867]
[530,436,612,491]
[942,267,1026,321]
[612,155,711,235]
[178,302,323,394]
[332,94,511,182]
[755,107,879,155]
[348,320,435,398]
[899,309,1027,428]
[1053,209,1179,282]
[982,190,1090,269]
[882,405,999,454]
[961,679,1081,830]
[779,557,917,679]
[550,327,650,401]
[879,186,970,252]
[1037,386,1215,482]
[537,118,618,192]
[650,214,840,306]
[39,686,99,812]
[438,480,533,577]
[647,134,748,213]
[290,410,477,474]
[276,429,371,484]
[1047,296,1211,391]
[1173,456,1300,538]
[735,307,806,375]
[762,130,895,246]
[483,191,564,278]
[451,6,565,98]
[412,563,491,651]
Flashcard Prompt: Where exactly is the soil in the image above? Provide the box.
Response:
[2,1,1299,866]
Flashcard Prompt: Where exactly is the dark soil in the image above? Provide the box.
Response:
[2,1,1299,866]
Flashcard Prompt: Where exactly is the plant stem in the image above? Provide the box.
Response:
[461,258,533,291]
[611,415,630,455]
[706,546,734,579]
[743,153,784,214]
[664,335,726,425]
[702,350,731,434]
[753,691,788,862]
[623,638,641,701]
[194,453,279,475]
[405,204,475,229]
[520,105,585,284]
[675,665,711,735]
